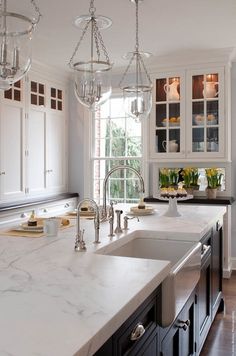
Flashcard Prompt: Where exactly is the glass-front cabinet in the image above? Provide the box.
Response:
[151,71,185,159]
[150,66,227,161]
[187,68,224,158]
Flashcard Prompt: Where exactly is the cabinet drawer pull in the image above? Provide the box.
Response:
[177,319,190,331]
[130,322,145,341]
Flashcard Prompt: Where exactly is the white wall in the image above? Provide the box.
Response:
[68,81,86,198]
[230,63,236,261]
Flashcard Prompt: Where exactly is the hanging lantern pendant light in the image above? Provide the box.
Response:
[119,0,152,122]
[0,0,41,90]
[69,0,113,111]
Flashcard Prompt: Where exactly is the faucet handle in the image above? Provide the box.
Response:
[75,229,86,251]
[114,209,123,234]
[123,215,139,230]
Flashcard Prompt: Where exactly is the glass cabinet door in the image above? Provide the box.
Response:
[154,74,184,156]
[189,69,224,157]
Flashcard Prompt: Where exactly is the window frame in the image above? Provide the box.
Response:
[84,90,149,203]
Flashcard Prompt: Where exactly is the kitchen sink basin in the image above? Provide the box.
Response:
[96,232,201,327]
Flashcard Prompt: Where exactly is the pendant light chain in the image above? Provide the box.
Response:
[68,19,92,66]
[135,0,139,52]
[69,0,111,68]
[119,0,152,121]
[119,51,136,88]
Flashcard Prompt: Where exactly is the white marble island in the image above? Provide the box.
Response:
[0,204,226,356]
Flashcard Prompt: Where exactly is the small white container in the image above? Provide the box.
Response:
[43,217,61,237]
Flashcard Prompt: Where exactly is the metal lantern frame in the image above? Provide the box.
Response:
[0,0,41,89]
[119,0,152,122]
[69,0,113,110]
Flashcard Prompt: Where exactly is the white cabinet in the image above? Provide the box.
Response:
[149,65,230,162]
[27,107,46,195]
[46,111,66,192]
[0,82,26,200]
[27,75,67,196]
[0,72,68,202]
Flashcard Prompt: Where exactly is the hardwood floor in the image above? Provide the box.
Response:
[200,272,236,355]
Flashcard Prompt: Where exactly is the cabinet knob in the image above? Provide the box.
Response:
[64,203,70,208]
[0,171,6,175]
[177,319,190,331]
[130,322,146,341]
[216,220,222,232]
[20,213,27,218]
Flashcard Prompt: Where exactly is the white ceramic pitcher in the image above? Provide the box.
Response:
[162,140,178,152]
[202,81,219,98]
[164,80,180,101]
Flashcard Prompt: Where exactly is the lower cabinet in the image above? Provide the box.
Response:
[95,287,160,356]
[95,224,224,356]
[196,221,224,354]
[197,230,212,352]
[160,291,196,356]
[211,221,223,319]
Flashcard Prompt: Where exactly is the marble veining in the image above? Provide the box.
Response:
[0,203,226,356]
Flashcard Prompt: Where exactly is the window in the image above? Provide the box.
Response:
[92,95,143,205]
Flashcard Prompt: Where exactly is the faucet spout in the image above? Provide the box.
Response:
[102,165,145,218]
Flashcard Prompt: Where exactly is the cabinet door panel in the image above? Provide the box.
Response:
[138,332,158,356]
[0,104,25,199]
[46,112,66,192]
[211,225,223,319]
[28,109,46,194]
[180,298,195,356]
[161,328,180,356]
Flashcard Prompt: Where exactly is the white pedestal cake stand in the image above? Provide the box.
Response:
[157,195,193,217]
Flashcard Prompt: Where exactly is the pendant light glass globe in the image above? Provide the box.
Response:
[0,0,41,90]
[119,0,152,122]
[69,1,113,111]
[73,59,112,112]
[123,84,152,122]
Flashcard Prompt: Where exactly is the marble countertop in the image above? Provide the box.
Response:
[0,203,226,356]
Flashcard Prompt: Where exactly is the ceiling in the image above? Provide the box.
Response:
[9,0,236,73]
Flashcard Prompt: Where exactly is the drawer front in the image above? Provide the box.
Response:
[114,292,159,356]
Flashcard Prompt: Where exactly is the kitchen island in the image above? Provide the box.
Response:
[0,204,226,356]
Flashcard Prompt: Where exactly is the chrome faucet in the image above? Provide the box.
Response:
[74,198,100,252]
[102,165,145,219]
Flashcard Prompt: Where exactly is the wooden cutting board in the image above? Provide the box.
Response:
[0,218,74,238]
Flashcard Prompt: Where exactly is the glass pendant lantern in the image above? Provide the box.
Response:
[0,0,41,90]
[119,0,152,122]
[69,0,113,111]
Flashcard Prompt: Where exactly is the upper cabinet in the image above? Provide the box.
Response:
[27,74,67,197]
[149,64,230,162]
[0,81,26,200]
[0,71,68,202]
